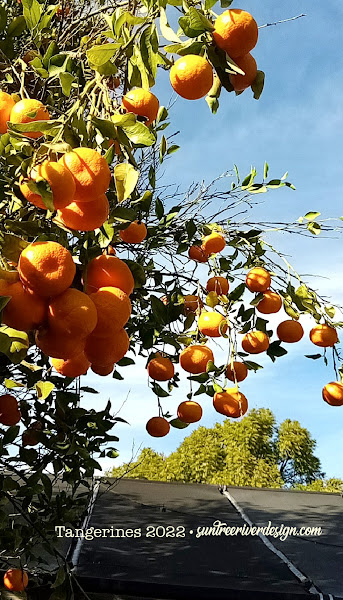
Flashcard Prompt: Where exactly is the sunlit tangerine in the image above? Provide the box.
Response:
[322,382,343,407]
[229,53,257,91]
[177,400,202,423]
[146,416,170,437]
[10,98,50,139]
[91,363,114,376]
[122,88,159,125]
[84,255,134,296]
[18,241,76,298]
[0,280,47,331]
[89,286,131,337]
[35,327,86,360]
[225,361,248,383]
[198,311,228,337]
[309,324,338,348]
[0,91,15,134]
[183,295,203,314]
[49,288,98,337]
[213,9,258,58]
[58,147,111,202]
[179,344,214,374]
[188,245,209,263]
[19,160,76,210]
[206,276,229,296]
[3,568,29,592]
[246,267,271,293]
[201,232,226,255]
[147,356,174,381]
[0,394,21,426]
[119,221,147,244]
[213,389,248,418]
[242,330,269,354]
[51,353,91,378]
[57,194,109,232]
[256,290,282,314]
[170,55,213,100]
[84,328,130,366]
[277,320,304,343]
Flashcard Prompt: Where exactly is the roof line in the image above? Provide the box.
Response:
[221,485,322,597]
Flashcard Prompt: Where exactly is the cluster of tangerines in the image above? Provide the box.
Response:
[144,232,343,438]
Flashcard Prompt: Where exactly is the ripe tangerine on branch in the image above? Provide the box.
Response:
[147,356,175,381]
[89,286,131,337]
[322,382,343,407]
[0,280,47,332]
[198,311,227,337]
[48,288,98,338]
[188,245,209,263]
[57,194,109,232]
[18,241,76,298]
[51,353,91,378]
[201,232,226,255]
[242,330,269,354]
[84,328,130,366]
[3,569,29,592]
[183,295,203,314]
[225,361,248,383]
[177,400,202,423]
[213,9,258,58]
[84,255,134,296]
[256,290,282,314]
[229,53,257,92]
[35,327,86,360]
[122,88,159,125]
[170,55,213,100]
[246,267,271,293]
[277,320,304,343]
[58,147,111,202]
[179,344,214,374]
[10,98,50,139]
[146,416,170,437]
[0,91,15,134]
[206,276,229,296]
[119,221,147,244]
[0,394,21,426]
[309,324,338,348]
[91,363,114,376]
[213,389,248,418]
[19,160,76,210]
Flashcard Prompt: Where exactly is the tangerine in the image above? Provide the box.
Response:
[225,361,248,382]
[84,328,130,366]
[146,416,170,437]
[229,53,257,91]
[256,290,282,314]
[147,356,174,381]
[188,245,209,263]
[36,327,86,359]
[84,255,134,296]
[242,330,269,354]
[51,353,90,378]
[20,160,76,210]
[170,55,213,100]
[3,569,29,592]
[119,221,147,243]
[122,88,159,125]
[206,276,229,296]
[213,389,248,418]
[57,194,109,231]
[198,311,227,337]
[202,232,226,255]
[89,286,131,337]
[10,98,50,139]
[0,280,47,331]
[322,382,343,407]
[277,320,304,343]
[18,241,76,298]
[177,400,202,423]
[310,324,338,348]
[58,147,111,202]
[49,288,97,337]
[246,267,271,292]
[213,9,258,58]
[179,344,214,374]
[0,91,15,134]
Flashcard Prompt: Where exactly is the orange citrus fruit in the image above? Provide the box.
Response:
[179,344,214,374]
[202,232,226,255]
[198,311,227,337]
[310,324,338,347]
[213,389,248,418]
[58,147,111,202]
[225,361,248,382]
[256,290,282,314]
[246,267,271,292]
[229,53,257,91]
[91,363,114,376]
[146,416,170,437]
[36,327,86,359]
[170,55,213,100]
[122,88,159,125]
[177,400,202,423]
[18,241,76,298]
[84,328,130,366]
[0,394,21,427]
[188,245,209,263]
[0,91,15,134]
[147,356,174,381]
[277,320,304,343]
[10,98,50,139]
[213,9,258,58]
[3,569,28,592]
[322,382,343,407]
[183,295,203,314]
[0,280,47,331]
[57,194,109,232]
[206,276,229,295]
[51,353,90,378]
[242,330,269,354]
[84,255,134,296]
[48,288,97,337]
[89,286,131,337]
[19,160,76,210]
[119,221,147,243]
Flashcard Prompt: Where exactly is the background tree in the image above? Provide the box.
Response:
[110,408,332,488]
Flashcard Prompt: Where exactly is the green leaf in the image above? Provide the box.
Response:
[251,70,265,100]
[305,354,322,360]
[324,305,335,319]
[140,24,159,81]
[87,43,121,67]
[229,283,245,302]
[116,357,135,367]
[22,0,41,30]
[35,381,54,401]
[179,8,214,38]
[3,425,20,446]
[155,197,164,220]
[0,326,29,364]
[123,259,146,288]
[151,295,168,324]
[170,418,190,429]
[151,382,170,397]
[7,15,27,37]
[122,122,156,146]
[0,6,7,32]
[160,8,180,42]
[59,73,75,97]
[8,120,62,136]
[264,162,269,179]
[307,221,321,235]
[51,567,66,589]
[114,163,139,203]
[304,211,321,221]
[4,378,25,389]
[267,341,288,362]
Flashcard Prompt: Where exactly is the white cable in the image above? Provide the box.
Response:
[70,479,101,569]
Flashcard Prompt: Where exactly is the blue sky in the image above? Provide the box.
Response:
[84,1,343,480]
